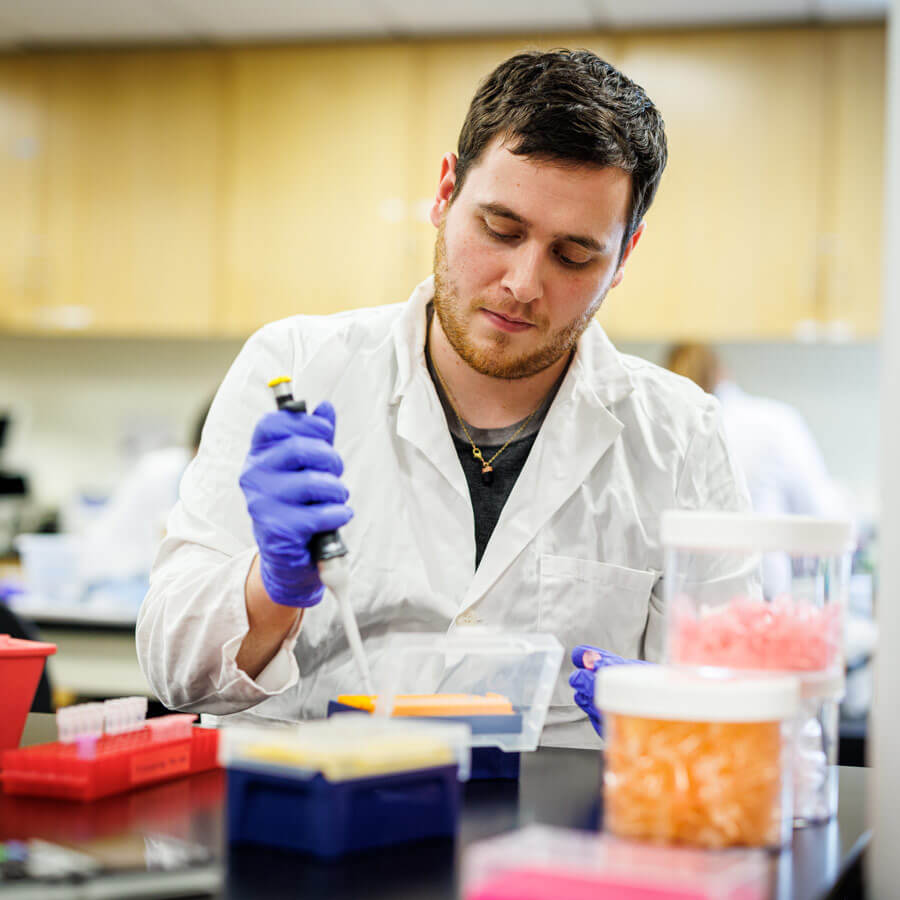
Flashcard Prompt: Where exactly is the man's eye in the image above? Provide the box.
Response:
[556,248,592,269]
[482,220,519,242]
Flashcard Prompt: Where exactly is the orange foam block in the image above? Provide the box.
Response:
[337,693,513,717]
[604,713,784,849]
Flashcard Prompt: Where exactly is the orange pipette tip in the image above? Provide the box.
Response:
[336,693,513,717]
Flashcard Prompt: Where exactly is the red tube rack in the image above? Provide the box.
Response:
[1,725,219,802]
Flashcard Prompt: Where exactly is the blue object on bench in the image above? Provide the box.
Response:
[226,764,460,859]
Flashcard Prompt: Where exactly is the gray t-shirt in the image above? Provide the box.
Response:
[425,335,562,569]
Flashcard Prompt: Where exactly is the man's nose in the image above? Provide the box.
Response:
[501,242,544,305]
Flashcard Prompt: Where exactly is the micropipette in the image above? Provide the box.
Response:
[267,377,375,695]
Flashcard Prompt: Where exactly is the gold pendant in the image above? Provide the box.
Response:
[481,463,494,486]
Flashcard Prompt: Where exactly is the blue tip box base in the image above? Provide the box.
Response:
[226,763,460,859]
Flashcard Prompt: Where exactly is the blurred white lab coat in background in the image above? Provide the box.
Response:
[80,445,190,582]
[714,380,844,520]
[666,344,848,598]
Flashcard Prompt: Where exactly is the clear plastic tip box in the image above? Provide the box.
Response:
[660,512,853,674]
[660,511,853,826]
[369,631,563,752]
[463,825,770,900]
[220,715,471,859]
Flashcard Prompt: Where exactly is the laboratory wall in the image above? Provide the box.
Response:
[0,335,241,512]
[0,334,880,521]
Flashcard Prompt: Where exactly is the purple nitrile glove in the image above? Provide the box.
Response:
[569,644,653,737]
[0,580,24,604]
[239,401,353,608]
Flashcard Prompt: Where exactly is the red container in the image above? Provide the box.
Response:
[2,726,220,801]
[0,633,56,753]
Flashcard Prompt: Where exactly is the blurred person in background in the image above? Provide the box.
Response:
[665,343,844,520]
[80,400,211,585]
[666,342,846,597]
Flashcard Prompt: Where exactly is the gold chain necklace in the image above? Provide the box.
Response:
[431,359,539,486]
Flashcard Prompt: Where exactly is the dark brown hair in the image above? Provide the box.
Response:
[453,49,667,257]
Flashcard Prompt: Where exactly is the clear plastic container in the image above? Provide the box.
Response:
[14,533,85,606]
[462,824,770,900]
[595,665,799,850]
[793,670,844,827]
[371,630,563,752]
[660,512,853,676]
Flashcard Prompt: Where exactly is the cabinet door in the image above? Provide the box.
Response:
[599,30,827,341]
[819,26,885,339]
[410,36,619,281]
[0,58,43,330]
[218,45,417,334]
[38,51,222,335]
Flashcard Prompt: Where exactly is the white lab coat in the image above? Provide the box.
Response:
[81,446,190,582]
[137,277,750,748]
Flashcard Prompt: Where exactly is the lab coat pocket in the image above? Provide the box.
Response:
[539,555,656,707]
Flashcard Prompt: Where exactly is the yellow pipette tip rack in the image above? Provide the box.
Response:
[337,692,514,717]
[241,734,454,781]
[220,716,471,782]
[267,375,292,388]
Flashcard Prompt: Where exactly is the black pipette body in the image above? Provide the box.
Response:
[271,383,348,563]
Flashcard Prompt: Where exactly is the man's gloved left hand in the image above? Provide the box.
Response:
[569,644,653,737]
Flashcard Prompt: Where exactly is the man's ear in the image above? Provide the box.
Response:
[610,222,645,289]
[429,153,458,228]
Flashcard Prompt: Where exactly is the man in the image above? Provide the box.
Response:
[137,50,749,748]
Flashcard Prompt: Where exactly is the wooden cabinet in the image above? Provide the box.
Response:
[600,29,828,341]
[0,28,887,339]
[217,44,417,334]
[0,58,43,330]
[37,51,223,335]
[818,26,885,339]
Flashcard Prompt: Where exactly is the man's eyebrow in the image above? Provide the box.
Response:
[565,234,605,253]
[479,202,527,224]
[478,203,605,253]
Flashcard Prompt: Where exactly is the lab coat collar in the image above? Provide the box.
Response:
[390,275,434,405]
[390,278,636,602]
[463,320,632,606]
[391,276,470,500]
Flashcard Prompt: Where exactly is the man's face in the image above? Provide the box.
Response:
[431,138,640,379]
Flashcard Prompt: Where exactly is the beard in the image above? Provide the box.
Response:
[432,219,605,380]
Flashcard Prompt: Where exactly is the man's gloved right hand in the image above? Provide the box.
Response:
[239,401,353,608]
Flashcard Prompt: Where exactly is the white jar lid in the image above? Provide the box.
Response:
[799,669,846,701]
[660,511,855,554]
[595,665,800,722]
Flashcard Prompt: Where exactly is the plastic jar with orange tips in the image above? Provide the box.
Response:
[595,665,800,850]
